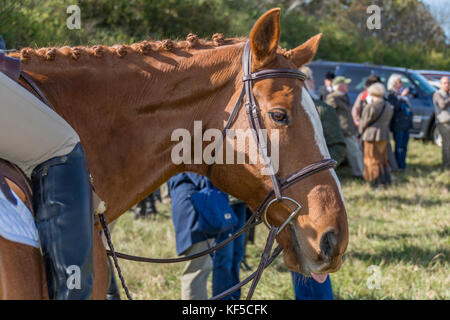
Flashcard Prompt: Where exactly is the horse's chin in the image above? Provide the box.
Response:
[283,246,344,277]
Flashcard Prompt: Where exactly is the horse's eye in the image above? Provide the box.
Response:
[269,110,289,125]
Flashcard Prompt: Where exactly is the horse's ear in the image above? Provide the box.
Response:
[288,33,322,68]
[249,8,281,67]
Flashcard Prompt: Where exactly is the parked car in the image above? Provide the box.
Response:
[415,69,450,90]
[308,61,439,144]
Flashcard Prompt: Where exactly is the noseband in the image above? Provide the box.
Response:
[99,40,337,300]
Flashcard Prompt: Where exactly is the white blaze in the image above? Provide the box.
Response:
[301,87,345,205]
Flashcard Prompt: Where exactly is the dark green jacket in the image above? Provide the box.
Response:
[325,91,358,137]
[314,99,347,167]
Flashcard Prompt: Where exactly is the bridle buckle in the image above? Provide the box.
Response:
[263,196,302,235]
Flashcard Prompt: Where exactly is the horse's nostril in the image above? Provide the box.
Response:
[319,230,337,261]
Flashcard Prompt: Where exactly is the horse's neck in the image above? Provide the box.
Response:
[21,43,243,221]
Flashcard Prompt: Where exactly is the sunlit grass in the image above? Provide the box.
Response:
[111,139,449,300]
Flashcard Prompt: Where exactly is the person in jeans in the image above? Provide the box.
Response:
[168,173,214,300]
[386,74,413,170]
[359,83,394,190]
[212,196,246,300]
[291,273,334,300]
[326,76,364,178]
[433,76,450,169]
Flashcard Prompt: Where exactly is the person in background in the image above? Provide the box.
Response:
[212,196,247,300]
[386,74,413,171]
[317,71,335,101]
[433,76,450,169]
[352,75,399,171]
[168,173,215,300]
[134,189,161,219]
[352,75,382,127]
[302,66,347,166]
[326,76,364,179]
[359,83,394,190]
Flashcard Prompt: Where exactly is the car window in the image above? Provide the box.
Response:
[339,67,374,92]
[375,70,413,90]
[308,64,336,92]
[409,72,436,95]
[375,70,436,95]
[421,74,441,81]
[420,73,450,81]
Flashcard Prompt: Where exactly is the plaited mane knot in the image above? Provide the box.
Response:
[20,48,33,62]
[161,39,174,51]
[45,48,57,61]
[212,33,224,46]
[279,47,293,59]
[36,48,48,59]
[186,33,199,48]
[71,47,82,60]
[115,45,127,58]
[92,45,105,57]
[138,41,152,54]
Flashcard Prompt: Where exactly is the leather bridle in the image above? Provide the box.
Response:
[207,40,336,234]
[99,40,337,300]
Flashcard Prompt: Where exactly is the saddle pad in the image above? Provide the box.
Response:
[0,186,39,248]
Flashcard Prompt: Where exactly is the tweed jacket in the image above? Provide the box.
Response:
[359,99,394,141]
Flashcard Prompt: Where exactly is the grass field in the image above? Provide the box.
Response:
[110,139,449,300]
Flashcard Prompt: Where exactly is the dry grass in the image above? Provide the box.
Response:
[111,139,449,300]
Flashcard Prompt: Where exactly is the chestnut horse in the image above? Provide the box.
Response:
[0,8,348,299]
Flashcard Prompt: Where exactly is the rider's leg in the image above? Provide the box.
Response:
[0,71,94,299]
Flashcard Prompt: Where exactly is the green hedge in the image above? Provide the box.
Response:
[0,0,448,70]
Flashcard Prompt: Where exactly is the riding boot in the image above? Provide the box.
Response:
[31,143,94,300]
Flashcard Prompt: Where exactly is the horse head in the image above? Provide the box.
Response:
[208,8,349,280]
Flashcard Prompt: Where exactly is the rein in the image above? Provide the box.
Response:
[99,41,336,300]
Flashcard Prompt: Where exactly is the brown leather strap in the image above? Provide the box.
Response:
[6,178,26,204]
[104,211,262,263]
[0,174,16,206]
[20,71,54,109]
[0,159,33,213]
[243,68,307,82]
[99,213,132,300]
[245,226,278,299]
[210,245,283,300]
[0,51,21,81]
